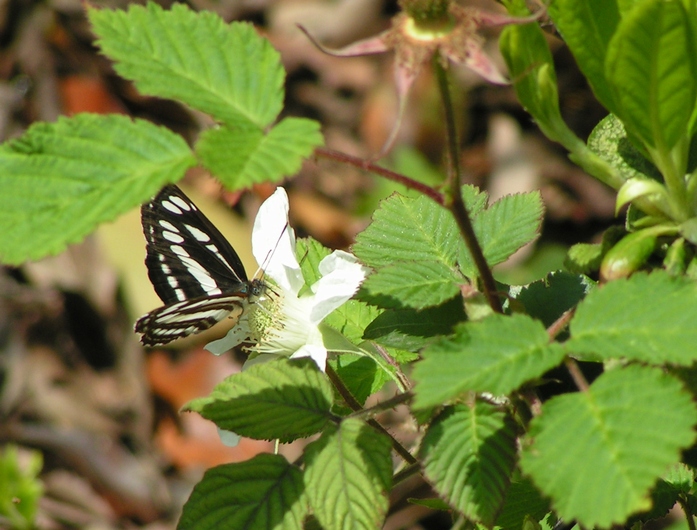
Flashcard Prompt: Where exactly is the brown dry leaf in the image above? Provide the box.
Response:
[59,74,127,115]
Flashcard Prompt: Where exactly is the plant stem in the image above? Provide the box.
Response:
[565,357,589,392]
[434,59,502,314]
[314,147,444,205]
[348,391,414,421]
[325,365,417,465]
[392,462,421,485]
[679,493,697,530]
[547,307,575,341]
[373,343,412,391]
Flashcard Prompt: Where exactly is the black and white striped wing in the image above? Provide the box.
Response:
[135,292,248,346]
[135,184,254,346]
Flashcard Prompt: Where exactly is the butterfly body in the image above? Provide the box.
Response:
[135,185,264,346]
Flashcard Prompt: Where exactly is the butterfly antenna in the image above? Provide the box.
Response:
[253,221,291,282]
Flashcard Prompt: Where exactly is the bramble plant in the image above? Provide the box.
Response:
[2,0,697,528]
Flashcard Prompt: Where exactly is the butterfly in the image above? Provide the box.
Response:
[134,184,265,346]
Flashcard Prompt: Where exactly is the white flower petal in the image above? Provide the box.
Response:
[252,188,304,294]
[309,250,368,323]
[205,321,251,355]
[217,428,241,447]
[290,344,328,371]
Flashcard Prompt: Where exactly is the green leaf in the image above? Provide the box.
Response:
[564,226,625,275]
[327,354,388,407]
[89,3,284,128]
[548,0,620,113]
[178,454,306,530]
[420,403,518,526]
[471,191,544,272]
[354,188,542,309]
[567,271,697,365]
[362,261,462,309]
[304,418,392,530]
[184,358,334,442]
[0,114,196,264]
[587,114,662,182]
[325,299,381,347]
[363,296,466,351]
[520,365,697,528]
[605,0,696,150]
[407,497,452,511]
[354,192,463,269]
[413,314,565,409]
[509,271,594,328]
[626,477,680,523]
[499,2,566,142]
[495,479,551,530]
[196,118,322,189]
[296,237,331,287]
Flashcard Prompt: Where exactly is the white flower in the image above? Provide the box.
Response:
[205,187,368,371]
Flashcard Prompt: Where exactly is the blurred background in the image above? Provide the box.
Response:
[0,0,615,528]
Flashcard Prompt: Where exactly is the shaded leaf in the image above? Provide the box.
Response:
[178,454,306,530]
[495,478,550,530]
[185,358,334,442]
[363,296,466,351]
[510,271,594,328]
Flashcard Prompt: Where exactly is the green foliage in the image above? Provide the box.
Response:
[184,358,334,442]
[354,187,543,309]
[495,479,551,530]
[0,446,43,530]
[548,0,620,113]
[0,114,196,263]
[5,0,697,528]
[521,365,697,527]
[304,418,392,530]
[178,454,307,530]
[89,3,284,128]
[195,118,322,189]
[420,402,518,525]
[413,314,565,409]
[567,271,697,364]
[604,0,695,152]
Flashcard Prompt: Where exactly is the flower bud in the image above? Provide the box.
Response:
[600,230,657,281]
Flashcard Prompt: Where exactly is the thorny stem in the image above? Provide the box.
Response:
[547,307,575,341]
[548,308,591,394]
[348,391,414,421]
[565,357,590,392]
[325,365,417,465]
[392,462,421,485]
[433,59,503,314]
[314,147,444,205]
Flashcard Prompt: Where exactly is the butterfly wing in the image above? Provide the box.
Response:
[141,184,250,304]
[136,185,254,346]
[135,292,248,346]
